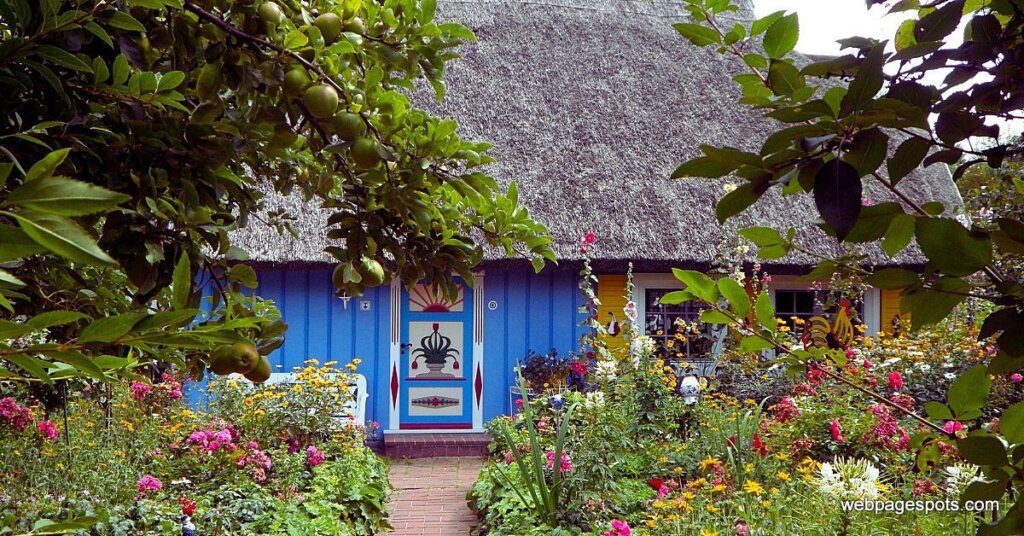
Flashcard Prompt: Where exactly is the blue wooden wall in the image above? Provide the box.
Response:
[196,267,587,430]
[481,268,585,422]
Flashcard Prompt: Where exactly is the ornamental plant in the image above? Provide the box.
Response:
[672,2,1024,530]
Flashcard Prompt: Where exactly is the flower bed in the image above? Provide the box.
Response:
[470,273,1021,535]
[0,360,390,535]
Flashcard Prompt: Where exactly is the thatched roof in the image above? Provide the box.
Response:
[233,0,963,270]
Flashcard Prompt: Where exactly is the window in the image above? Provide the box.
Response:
[644,289,714,361]
[774,289,864,330]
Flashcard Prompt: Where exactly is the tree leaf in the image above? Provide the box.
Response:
[755,291,775,331]
[739,335,774,352]
[672,23,720,47]
[845,128,889,176]
[6,176,130,215]
[5,354,52,383]
[172,251,190,310]
[0,224,47,261]
[1002,402,1024,444]
[671,269,718,303]
[882,214,916,256]
[26,310,89,330]
[699,309,732,324]
[717,181,768,223]
[105,10,146,32]
[763,13,798,59]
[948,364,991,418]
[672,156,736,178]
[865,268,919,289]
[228,264,258,289]
[840,45,885,115]
[915,0,966,42]
[844,202,903,243]
[901,277,968,330]
[718,278,750,317]
[956,435,1006,466]
[24,148,70,181]
[882,136,928,173]
[7,211,116,265]
[924,401,954,421]
[34,45,93,72]
[813,159,863,241]
[916,218,992,276]
[77,312,148,343]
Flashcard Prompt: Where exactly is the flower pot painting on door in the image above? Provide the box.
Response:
[408,321,463,379]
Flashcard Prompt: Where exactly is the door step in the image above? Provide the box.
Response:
[384,432,491,458]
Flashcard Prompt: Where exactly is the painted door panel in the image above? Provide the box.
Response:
[399,283,473,429]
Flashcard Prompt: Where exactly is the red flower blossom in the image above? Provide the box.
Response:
[887,371,904,391]
[648,477,664,491]
[752,433,768,456]
[178,497,197,516]
[830,419,845,443]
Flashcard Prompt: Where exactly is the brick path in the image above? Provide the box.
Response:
[387,457,484,535]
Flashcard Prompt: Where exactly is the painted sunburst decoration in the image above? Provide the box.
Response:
[409,284,464,312]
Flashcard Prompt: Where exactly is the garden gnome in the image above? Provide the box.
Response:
[181,516,195,536]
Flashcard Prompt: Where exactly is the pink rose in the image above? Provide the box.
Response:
[1010,373,1023,384]
[887,372,904,391]
[943,421,963,434]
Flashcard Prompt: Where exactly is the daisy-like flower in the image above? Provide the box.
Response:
[818,458,882,501]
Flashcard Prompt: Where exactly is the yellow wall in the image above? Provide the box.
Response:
[596,274,629,353]
[880,288,908,334]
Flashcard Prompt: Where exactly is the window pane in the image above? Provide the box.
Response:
[795,291,815,313]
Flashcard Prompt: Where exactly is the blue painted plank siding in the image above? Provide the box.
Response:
[202,267,587,430]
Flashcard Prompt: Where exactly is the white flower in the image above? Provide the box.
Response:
[736,245,750,254]
[623,301,638,322]
[723,183,737,193]
[583,391,605,410]
[944,372,957,380]
[917,363,932,372]
[818,458,882,501]
[943,463,979,497]
[594,360,617,381]
[629,335,657,360]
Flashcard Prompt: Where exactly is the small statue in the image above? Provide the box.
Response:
[181,516,195,536]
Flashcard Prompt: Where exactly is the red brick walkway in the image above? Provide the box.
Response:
[387,457,484,535]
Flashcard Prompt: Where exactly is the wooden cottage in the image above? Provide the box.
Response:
[230,0,962,436]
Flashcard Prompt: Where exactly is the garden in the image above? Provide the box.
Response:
[469,260,1024,535]
[0,360,391,534]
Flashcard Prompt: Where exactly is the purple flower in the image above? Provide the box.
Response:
[1011,373,1023,384]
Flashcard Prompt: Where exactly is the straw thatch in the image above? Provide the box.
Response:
[232,0,963,270]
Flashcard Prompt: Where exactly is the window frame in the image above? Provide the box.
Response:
[767,277,880,336]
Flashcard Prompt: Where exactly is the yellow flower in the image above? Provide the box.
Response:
[700,530,719,536]
[776,471,791,482]
[699,456,721,469]
[711,483,728,493]
[673,466,685,475]
[743,480,764,496]
[659,456,668,463]
[770,487,780,494]
[705,504,720,513]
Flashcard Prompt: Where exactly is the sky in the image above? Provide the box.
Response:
[753,0,911,56]
[753,0,1024,138]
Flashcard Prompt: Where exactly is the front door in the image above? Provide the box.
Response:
[399,282,474,429]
